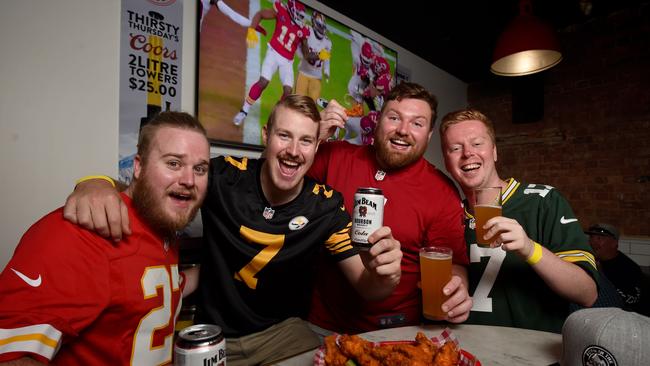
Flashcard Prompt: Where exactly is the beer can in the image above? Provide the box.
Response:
[174,324,226,366]
[351,187,384,250]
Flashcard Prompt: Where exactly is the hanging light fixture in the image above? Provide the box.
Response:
[490,0,563,76]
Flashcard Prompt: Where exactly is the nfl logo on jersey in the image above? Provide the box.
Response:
[263,207,275,220]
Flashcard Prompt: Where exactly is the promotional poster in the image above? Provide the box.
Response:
[119,0,183,183]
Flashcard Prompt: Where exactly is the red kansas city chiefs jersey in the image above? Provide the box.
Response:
[268,1,309,60]
[0,193,182,365]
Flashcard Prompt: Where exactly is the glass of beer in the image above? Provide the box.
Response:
[419,246,452,320]
[473,187,503,247]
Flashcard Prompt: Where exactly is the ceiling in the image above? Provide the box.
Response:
[317,0,643,83]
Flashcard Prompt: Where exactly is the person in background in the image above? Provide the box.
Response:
[0,112,210,365]
[439,108,598,333]
[310,81,472,334]
[62,95,403,365]
[233,0,315,126]
[343,30,379,117]
[586,223,649,315]
[294,10,332,102]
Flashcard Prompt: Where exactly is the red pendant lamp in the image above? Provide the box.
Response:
[490,0,563,76]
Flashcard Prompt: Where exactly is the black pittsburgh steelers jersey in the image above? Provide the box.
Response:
[196,156,356,337]
[465,178,598,333]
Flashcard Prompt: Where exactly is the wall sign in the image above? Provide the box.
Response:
[119,0,183,183]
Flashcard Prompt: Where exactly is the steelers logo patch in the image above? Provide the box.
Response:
[289,216,309,231]
[582,345,617,366]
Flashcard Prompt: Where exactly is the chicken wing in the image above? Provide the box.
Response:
[338,334,380,366]
[324,335,349,366]
[433,342,460,366]
[324,332,461,366]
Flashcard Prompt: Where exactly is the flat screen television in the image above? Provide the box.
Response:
[197,0,398,150]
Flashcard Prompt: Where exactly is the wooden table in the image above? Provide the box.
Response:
[273,324,562,365]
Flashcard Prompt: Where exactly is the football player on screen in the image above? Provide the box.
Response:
[362,57,395,112]
[294,10,332,102]
[233,0,319,126]
[345,30,385,117]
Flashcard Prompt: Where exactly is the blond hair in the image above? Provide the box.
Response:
[440,108,496,143]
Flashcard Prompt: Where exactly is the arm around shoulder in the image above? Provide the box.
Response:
[63,176,130,241]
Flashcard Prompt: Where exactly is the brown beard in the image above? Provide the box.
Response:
[131,172,200,238]
[373,132,424,170]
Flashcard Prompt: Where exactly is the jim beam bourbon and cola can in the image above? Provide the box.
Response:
[174,324,226,366]
[351,187,384,250]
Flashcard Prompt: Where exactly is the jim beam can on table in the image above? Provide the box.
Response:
[351,187,384,250]
[174,324,226,366]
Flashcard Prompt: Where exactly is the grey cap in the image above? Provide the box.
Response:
[561,308,650,366]
[584,223,619,240]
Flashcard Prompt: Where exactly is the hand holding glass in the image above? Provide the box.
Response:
[419,246,452,320]
[473,187,502,247]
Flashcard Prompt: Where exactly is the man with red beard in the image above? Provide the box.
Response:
[309,82,472,334]
[60,95,403,365]
[0,112,209,365]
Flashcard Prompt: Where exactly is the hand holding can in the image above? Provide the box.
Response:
[351,188,384,250]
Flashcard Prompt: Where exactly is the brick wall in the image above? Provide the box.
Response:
[467,3,650,246]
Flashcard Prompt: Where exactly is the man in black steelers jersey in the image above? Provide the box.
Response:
[63,95,403,365]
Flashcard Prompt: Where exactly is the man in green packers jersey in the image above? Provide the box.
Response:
[439,108,598,333]
[62,95,403,365]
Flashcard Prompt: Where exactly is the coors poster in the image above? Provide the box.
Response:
[119,0,183,183]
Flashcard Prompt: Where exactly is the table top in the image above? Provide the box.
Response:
[274,324,562,366]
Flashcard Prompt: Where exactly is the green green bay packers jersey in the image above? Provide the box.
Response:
[196,156,356,337]
[465,178,598,333]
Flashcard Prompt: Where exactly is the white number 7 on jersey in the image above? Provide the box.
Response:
[470,244,506,312]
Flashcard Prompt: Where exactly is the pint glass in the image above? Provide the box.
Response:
[473,187,503,247]
[419,246,452,320]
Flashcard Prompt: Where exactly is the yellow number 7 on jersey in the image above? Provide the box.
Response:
[234,226,285,289]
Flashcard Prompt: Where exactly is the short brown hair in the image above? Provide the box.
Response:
[266,94,321,139]
[138,111,207,164]
[440,108,496,144]
[380,82,438,129]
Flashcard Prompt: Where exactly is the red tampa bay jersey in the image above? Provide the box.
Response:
[268,1,310,60]
[0,193,182,365]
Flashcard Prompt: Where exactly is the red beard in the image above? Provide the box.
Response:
[373,131,424,170]
[131,173,200,238]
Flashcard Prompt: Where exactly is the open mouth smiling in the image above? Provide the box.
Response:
[389,138,411,149]
[170,191,193,201]
[461,163,481,172]
[279,158,301,176]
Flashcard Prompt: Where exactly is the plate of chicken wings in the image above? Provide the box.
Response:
[314,329,480,366]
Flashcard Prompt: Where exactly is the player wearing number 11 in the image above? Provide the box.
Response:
[440,109,598,333]
[233,0,316,126]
